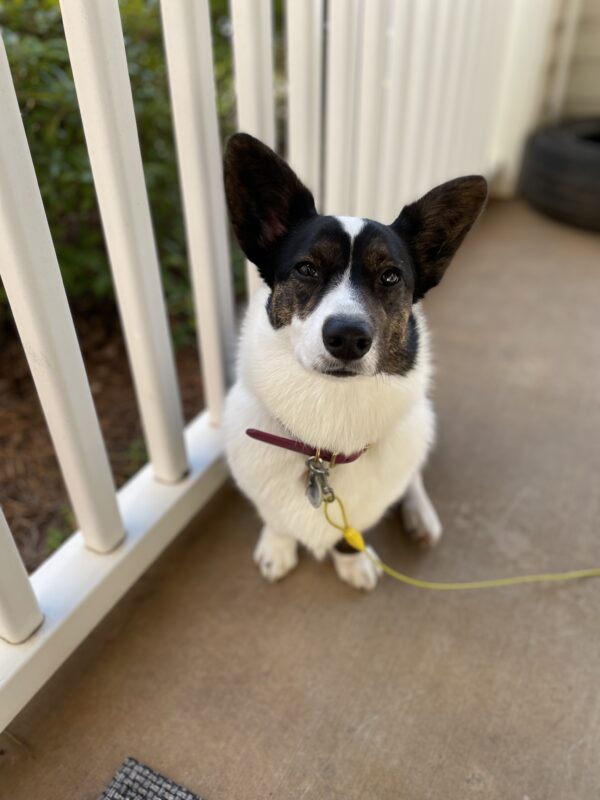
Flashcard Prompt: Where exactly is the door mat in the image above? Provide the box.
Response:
[98,757,202,800]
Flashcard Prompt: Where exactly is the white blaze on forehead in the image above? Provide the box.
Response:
[335,216,365,274]
[335,215,365,239]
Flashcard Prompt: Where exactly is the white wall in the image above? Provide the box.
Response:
[565,0,600,116]
[542,0,600,120]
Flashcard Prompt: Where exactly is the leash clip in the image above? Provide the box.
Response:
[305,454,335,508]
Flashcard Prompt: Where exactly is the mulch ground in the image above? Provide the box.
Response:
[0,308,204,572]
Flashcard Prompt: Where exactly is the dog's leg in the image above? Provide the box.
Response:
[401,471,442,547]
[254,526,298,582]
[331,540,383,591]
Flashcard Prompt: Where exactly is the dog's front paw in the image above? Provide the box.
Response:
[253,527,298,582]
[331,546,382,591]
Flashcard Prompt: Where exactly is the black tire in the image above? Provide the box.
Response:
[519,119,600,232]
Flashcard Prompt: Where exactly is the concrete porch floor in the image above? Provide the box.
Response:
[2,201,600,799]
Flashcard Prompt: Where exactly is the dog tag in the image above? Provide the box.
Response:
[306,472,323,508]
[305,456,335,508]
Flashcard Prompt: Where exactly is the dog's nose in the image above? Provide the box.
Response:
[322,315,373,361]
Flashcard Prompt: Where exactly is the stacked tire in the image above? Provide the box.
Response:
[519,119,600,232]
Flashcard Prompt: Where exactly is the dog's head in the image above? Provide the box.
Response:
[224,133,487,378]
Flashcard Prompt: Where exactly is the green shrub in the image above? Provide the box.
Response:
[0,0,241,346]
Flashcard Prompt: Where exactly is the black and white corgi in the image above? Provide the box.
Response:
[222,133,487,590]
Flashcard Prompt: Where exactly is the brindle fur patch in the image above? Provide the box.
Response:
[268,223,350,328]
[349,225,419,375]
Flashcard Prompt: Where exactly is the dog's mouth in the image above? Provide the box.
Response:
[320,368,358,378]
[306,355,371,379]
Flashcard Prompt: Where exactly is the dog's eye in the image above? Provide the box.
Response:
[295,261,318,279]
[380,268,402,286]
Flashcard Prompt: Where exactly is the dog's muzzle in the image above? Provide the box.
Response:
[322,315,374,361]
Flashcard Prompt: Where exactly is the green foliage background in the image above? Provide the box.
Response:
[0,0,242,346]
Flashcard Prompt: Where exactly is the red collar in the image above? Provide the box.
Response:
[245,428,367,464]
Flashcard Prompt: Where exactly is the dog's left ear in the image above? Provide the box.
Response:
[223,133,317,285]
[391,176,488,301]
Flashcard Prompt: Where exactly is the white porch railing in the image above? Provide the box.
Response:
[0,0,562,731]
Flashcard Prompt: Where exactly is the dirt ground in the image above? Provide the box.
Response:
[0,308,203,572]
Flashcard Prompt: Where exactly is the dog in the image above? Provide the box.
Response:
[222,133,487,590]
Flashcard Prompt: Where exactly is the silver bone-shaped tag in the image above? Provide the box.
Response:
[305,456,335,508]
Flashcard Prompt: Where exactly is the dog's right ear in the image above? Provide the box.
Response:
[223,133,317,286]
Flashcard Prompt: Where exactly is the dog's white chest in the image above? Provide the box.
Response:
[223,379,434,558]
[223,289,436,558]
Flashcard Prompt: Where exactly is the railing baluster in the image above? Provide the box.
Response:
[59,0,188,483]
[377,0,412,221]
[230,0,275,296]
[491,0,560,195]
[286,0,324,208]
[396,0,435,206]
[323,0,360,215]
[352,0,390,218]
[0,40,124,554]
[468,4,511,176]
[453,0,485,176]
[0,509,43,644]
[416,0,452,195]
[431,0,470,186]
[160,0,236,424]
